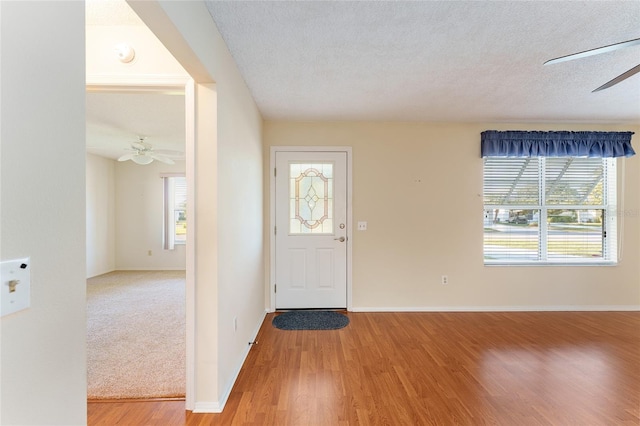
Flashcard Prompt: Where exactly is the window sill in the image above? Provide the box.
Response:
[484,261,617,267]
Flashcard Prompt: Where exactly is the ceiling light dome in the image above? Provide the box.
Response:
[114,42,135,63]
[131,154,153,165]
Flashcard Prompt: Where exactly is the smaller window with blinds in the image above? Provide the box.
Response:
[483,157,617,264]
[162,175,186,250]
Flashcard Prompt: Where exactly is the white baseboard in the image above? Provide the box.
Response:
[351,305,640,312]
[193,309,267,414]
[115,267,186,271]
[193,401,223,414]
[87,268,187,278]
[86,268,115,279]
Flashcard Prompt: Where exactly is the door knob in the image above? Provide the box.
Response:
[334,236,346,242]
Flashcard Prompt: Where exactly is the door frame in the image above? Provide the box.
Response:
[269,146,353,312]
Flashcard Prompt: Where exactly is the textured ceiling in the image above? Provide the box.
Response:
[205,1,640,123]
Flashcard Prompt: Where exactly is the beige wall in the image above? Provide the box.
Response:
[114,159,186,271]
[264,121,640,310]
[131,0,265,410]
[1,2,87,424]
[86,156,187,277]
[86,154,116,278]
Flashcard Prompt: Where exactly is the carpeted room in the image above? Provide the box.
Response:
[86,88,189,400]
[86,270,186,399]
[85,149,188,400]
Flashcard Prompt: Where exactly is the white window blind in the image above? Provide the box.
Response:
[483,158,539,205]
[483,157,616,264]
[163,175,187,250]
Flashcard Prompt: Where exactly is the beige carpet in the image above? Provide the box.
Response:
[87,270,186,399]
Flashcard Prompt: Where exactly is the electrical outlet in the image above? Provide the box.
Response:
[441,275,448,285]
[358,221,367,231]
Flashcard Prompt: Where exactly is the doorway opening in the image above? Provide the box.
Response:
[85,85,192,400]
[85,0,196,405]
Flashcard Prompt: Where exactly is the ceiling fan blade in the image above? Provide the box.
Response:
[117,153,136,162]
[592,63,640,92]
[544,38,640,65]
[150,154,175,165]
[153,149,184,157]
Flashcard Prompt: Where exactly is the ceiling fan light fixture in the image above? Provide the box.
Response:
[131,154,153,165]
[118,137,176,165]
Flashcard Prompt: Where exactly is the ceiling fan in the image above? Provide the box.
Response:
[544,37,640,92]
[118,137,177,165]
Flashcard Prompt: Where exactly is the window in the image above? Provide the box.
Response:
[163,175,186,249]
[483,157,617,264]
[481,129,635,265]
[289,162,334,234]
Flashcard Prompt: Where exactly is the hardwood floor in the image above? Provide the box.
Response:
[88,311,640,425]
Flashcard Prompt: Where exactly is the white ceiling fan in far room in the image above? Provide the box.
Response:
[118,137,179,165]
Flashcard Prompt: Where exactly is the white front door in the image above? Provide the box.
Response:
[274,151,348,309]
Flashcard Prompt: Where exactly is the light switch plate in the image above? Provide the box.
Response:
[1,257,31,317]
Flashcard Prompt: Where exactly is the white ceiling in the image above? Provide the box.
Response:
[86,92,185,160]
[204,1,640,123]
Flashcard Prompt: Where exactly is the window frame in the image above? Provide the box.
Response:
[483,156,617,266]
[162,174,187,250]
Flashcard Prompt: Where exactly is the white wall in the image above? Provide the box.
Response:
[0,2,87,425]
[264,121,640,311]
[115,159,186,270]
[129,0,265,410]
[86,153,116,277]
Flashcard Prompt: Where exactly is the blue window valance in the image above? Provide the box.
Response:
[481,130,635,158]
